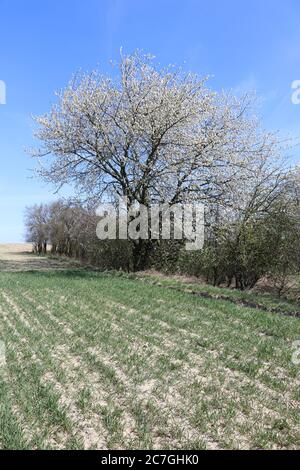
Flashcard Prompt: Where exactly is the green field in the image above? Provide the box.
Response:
[0,251,300,449]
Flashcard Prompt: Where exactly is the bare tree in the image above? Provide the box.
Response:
[24,204,50,254]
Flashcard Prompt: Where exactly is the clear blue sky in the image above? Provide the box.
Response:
[1,0,300,242]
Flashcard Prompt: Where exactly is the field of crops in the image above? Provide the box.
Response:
[0,246,300,450]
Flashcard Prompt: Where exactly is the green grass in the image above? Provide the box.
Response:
[0,269,300,449]
[133,272,300,313]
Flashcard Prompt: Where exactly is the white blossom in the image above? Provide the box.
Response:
[31,50,288,214]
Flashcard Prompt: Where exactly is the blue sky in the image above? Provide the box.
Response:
[1,0,300,242]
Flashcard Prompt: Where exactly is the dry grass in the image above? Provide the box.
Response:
[0,244,77,272]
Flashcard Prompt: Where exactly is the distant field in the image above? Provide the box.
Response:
[0,244,77,272]
[0,245,300,449]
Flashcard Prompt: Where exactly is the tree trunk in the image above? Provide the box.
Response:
[132,239,153,271]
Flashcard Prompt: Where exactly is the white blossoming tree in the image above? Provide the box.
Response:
[31,51,288,269]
